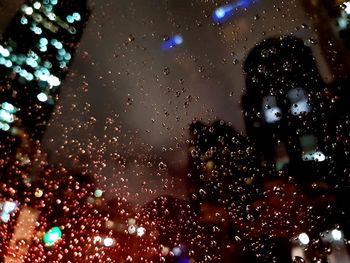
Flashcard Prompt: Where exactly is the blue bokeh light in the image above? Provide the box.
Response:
[161,34,183,50]
[212,0,253,23]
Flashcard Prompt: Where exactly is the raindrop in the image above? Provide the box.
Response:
[324,246,332,254]
[199,189,206,196]
[198,66,205,73]
[128,34,135,42]
[158,161,167,170]
[163,67,170,75]
[190,148,199,158]
[293,256,306,263]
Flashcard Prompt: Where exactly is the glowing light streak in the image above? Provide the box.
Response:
[161,34,183,50]
[212,0,253,23]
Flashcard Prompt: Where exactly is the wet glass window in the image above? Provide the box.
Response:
[0,0,350,262]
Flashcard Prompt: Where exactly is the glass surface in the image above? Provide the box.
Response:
[0,0,350,262]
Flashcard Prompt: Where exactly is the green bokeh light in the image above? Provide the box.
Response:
[43,226,62,247]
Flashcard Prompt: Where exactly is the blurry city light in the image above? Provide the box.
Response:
[264,107,282,123]
[338,17,348,29]
[1,201,18,223]
[136,226,146,237]
[288,88,311,116]
[331,229,342,241]
[128,218,136,225]
[34,189,44,198]
[23,6,34,15]
[43,226,62,247]
[93,236,102,244]
[2,102,16,113]
[161,34,183,50]
[73,12,81,21]
[47,75,61,86]
[0,109,14,123]
[298,233,310,245]
[262,96,282,123]
[290,100,311,115]
[212,0,253,23]
[344,2,350,14]
[66,15,74,23]
[33,2,41,9]
[37,92,48,102]
[128,225,136,234]
[0,122,10,131]
[161,246,170,256]
[20,17,28,25]
[103,237,115,247]
[172,246,182,257]
[302,151,326,162]
[94,189,103,198]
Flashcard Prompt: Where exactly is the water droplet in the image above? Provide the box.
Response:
[199,189,206,196]
[293,256,306,263]
[158,161,167,170]
[163,67,170,75]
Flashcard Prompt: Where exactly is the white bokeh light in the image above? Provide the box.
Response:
[298,233,310,245]
[103,237,115,247]
[136,226,146,237]
[331,229,342,241]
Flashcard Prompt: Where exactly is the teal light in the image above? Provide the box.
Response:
[44,4,53,12]
[68,27,77,34]
[13,66,22,73]
[64,53,71,61]
[26,73,34,81]
[59,61,66,68]
[20,17,28,25]
[2,102,16,113]
[43,226,62,247]
[43,61,52,68]
[54,42,63,49]
[73,12,81,21]
[50,39,58,45]
[26,57,35,66]
[0,122,10,131]
[39,46,47,52]
[34,27,42,35]
[58,48,66,56]
[0,109,14,123]
[40,38,48,46]
[5,60,12,68]
[66,15,74,24]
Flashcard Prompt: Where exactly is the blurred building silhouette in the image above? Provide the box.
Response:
[242,35,350,262]
[0,1,90,261]
[0,0,89,168]
[186,120,262,262]
[242,36,336,189]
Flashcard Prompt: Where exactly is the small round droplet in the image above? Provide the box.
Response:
[293,256,306,263]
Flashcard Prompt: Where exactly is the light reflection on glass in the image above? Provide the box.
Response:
[212,0,253,23]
